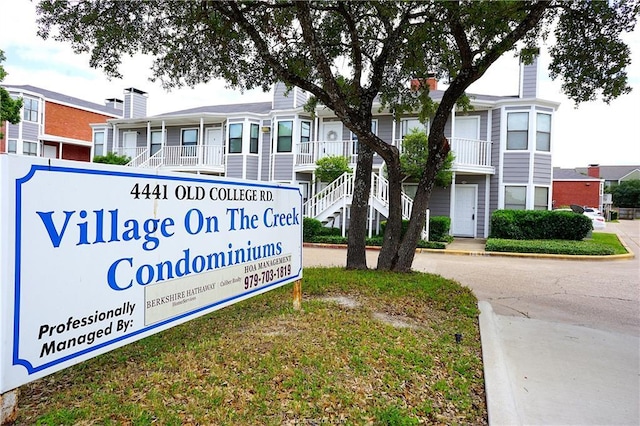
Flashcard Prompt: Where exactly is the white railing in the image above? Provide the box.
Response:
[302,172,354,219]
[296,140,357,166]
[450,137,491,167]
[126,145,225,168]
[303,172,429,239]
[393,137,492,168]
[115,147,147,164]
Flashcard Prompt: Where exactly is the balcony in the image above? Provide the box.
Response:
[298,137,493,173]
[116,137,493,175]
[119,145,225,173]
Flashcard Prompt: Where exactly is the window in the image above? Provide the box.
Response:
[505,186,526,210]
[23,97,39,122]
[536,113,551,151]
[401,118,427,138]
[94,131,105,156]
[8,139,17,153]
[151,130,163,155]
[181,128,198,156]
[229,123,243,153]
[300,121,311,143]
[23,141,38,156]
[534,187,549,210]
[277,121,293,152]
[507,112,529,150]
[250,124,259,154]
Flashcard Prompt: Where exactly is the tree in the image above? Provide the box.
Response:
[611,180,640,208]
[36,1,638,272]
[0,49,23,140]
[400,129,454,189]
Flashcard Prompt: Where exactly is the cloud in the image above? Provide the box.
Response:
[2,2,638,167]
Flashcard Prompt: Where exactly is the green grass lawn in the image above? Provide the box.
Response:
[485,232,628,255]
[17,268,487,425]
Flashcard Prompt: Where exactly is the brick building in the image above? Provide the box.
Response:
[1,85,127,161]
[552,168,603,210]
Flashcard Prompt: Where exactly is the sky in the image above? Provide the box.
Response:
[1,1,639,169]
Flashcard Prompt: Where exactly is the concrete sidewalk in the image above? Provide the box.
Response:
[303,221,640,425]
[479,302,640,425]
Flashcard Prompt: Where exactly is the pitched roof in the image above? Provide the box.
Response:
[3,84,122,117]
[575,165,640,181]
[553,168,601,180]
[157,101,273,117]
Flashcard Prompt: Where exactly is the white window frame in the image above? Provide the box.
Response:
[504,185,527,210]
[506,111,529,150]
[535,113,552,152]
[23,97,39,122]
[93,130,105,157]
[181,128,199,156]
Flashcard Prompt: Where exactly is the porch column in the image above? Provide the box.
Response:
[449,172,456,236]
[113,123,119,153]
[146,121,151,151]
[199,117,204,166]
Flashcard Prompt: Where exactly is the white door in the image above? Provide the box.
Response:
[205,128,223,164]
[453,185,477,237]
[123,132,138,159]
[321,122,343,157]
[454,116,480,165]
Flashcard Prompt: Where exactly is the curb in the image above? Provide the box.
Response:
[478,301,521,426]
[303,241,635,261]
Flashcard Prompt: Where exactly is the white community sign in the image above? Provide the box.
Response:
[0,154,303,393]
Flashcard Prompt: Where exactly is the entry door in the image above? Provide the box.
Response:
[123,132,138,159]
[205,128,223,164]
[453,185,477,237]
[321,122,343,157]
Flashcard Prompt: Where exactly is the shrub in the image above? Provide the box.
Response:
[315,156,352,183]
[319,226,342,237]
[379,219,410,237]
[486,238,615,255]
[490,209,592,241]
[429,216,451,242]
[380,217,451,242]
[93,152,130,165]
[303,217,323,241]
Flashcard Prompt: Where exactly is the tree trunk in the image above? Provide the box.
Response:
[393,127,450,272]
[346,142,374,270]
[377,154,404,270]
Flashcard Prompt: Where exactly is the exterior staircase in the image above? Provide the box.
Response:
[302,172,429,239]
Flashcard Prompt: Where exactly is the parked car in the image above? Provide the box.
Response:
[568,205,606,230]
[583,207,602,216]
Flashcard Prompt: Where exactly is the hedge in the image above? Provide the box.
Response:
[379,216,451,242]
[490,209,592,240]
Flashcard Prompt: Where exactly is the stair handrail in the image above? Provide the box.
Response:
[302,172,354,218]
[303,171,430,240]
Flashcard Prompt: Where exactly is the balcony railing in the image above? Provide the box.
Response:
[124,145,225,169]
[300,137,492,169]
[296,140,359,166]
[121,137,491,170]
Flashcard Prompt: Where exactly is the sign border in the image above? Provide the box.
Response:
[13,164,303,374]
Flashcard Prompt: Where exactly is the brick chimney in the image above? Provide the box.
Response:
[410,77,438,91]
[587,164,600,178]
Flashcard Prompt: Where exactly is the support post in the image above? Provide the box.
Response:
[1,389,19,425]
[293,279,302,311]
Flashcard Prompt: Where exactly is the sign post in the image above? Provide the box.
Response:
[0,155,303,398]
